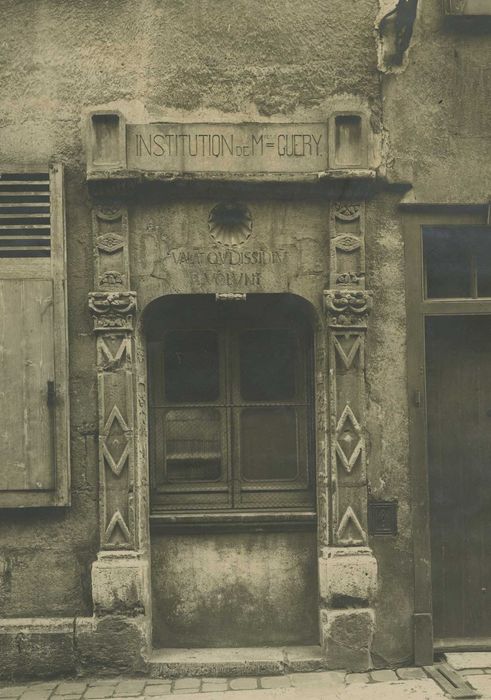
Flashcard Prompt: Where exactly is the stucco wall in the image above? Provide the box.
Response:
[151,531,318,648]
[0,0,382,625]
[3,0,484,669]
[366,193,413,666]
[382,2,491,203]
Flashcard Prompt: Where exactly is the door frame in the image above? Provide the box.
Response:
[403,207,491,664]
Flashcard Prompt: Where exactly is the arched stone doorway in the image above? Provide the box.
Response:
[143,293,319,648]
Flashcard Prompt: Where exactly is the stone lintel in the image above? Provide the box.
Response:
[319,546,378,608]
[91,552,149,617]
[320,608,375,672]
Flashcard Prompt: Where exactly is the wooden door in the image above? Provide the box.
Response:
[426,315,491,642]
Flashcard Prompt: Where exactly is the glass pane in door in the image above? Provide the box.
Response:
[164,330,219,402]
[165,408,222,481]
[240,407,299,481]
[239,329,296,401]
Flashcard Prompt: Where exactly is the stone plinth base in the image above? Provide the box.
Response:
[319,546,378,671]
[0,618,76,680]
[320,608,375,671]
[76,615,149,674]
[91,551,149,616]
[319,546,378,607]
[0,615,150,680]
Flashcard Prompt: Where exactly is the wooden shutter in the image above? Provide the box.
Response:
[0,165,69,506]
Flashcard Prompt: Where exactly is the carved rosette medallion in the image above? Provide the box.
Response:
[324,289,372,328]
[89,291,137,332]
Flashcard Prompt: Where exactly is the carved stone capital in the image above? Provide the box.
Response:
[324,289,372,328]
[88,291,137,332]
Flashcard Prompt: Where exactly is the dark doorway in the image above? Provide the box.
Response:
[426,315,491,643]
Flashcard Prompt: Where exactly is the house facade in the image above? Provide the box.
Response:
[0,0,490,678]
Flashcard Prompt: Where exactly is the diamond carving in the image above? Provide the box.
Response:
[96,233,124,254]
[103,405,130,476]
[335,404,363,473]
[334,235,361,252]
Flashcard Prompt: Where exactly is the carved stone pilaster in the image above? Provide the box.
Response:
[88,203,147,622]
[325,202,371,544]
[329,201,365,289]
[89,291,137,332]
[324,289,370,546]
[319,201,377,671]
[324,289,372,329]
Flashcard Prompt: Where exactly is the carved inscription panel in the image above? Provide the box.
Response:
[127,123,328,174]
[133,200,329,307]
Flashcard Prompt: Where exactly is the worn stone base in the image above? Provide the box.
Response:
[318,547,378,608]
[318,547,378,671]
[320,608,375,672]
[0,615,150,681]
[76,615,149,675]
[146,646,327,679]
[91,552,149,617]
[0,618,77,680]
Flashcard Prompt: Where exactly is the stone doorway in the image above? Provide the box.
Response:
[144,293,319,648]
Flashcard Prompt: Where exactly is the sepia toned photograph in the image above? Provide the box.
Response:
[0,1,490,698]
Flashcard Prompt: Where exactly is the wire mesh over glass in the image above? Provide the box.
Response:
[147,295,315,513]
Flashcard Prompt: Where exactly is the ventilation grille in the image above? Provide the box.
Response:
[0,172,50,257]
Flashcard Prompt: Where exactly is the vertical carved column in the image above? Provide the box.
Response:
[319,201,378,671]
[324,288,371,546]
[87,204,147,619]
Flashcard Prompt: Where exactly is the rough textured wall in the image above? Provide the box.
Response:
[1,0,379,129]
[0,0,382,621]
[0,169,98,619]
[366,193,412,666]
[382,2,491,203]
[151,532,318,647]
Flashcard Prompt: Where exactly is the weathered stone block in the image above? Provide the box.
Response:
[319,547,378,607]
[0,618,76,681]
[320,608,375,672]
[75,615,148,674]
[91,552,148,617]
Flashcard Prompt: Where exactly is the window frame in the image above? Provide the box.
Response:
[147,297,316,518]
[0,163,69,508]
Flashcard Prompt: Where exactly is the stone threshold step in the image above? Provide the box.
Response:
[146,645,326,678]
